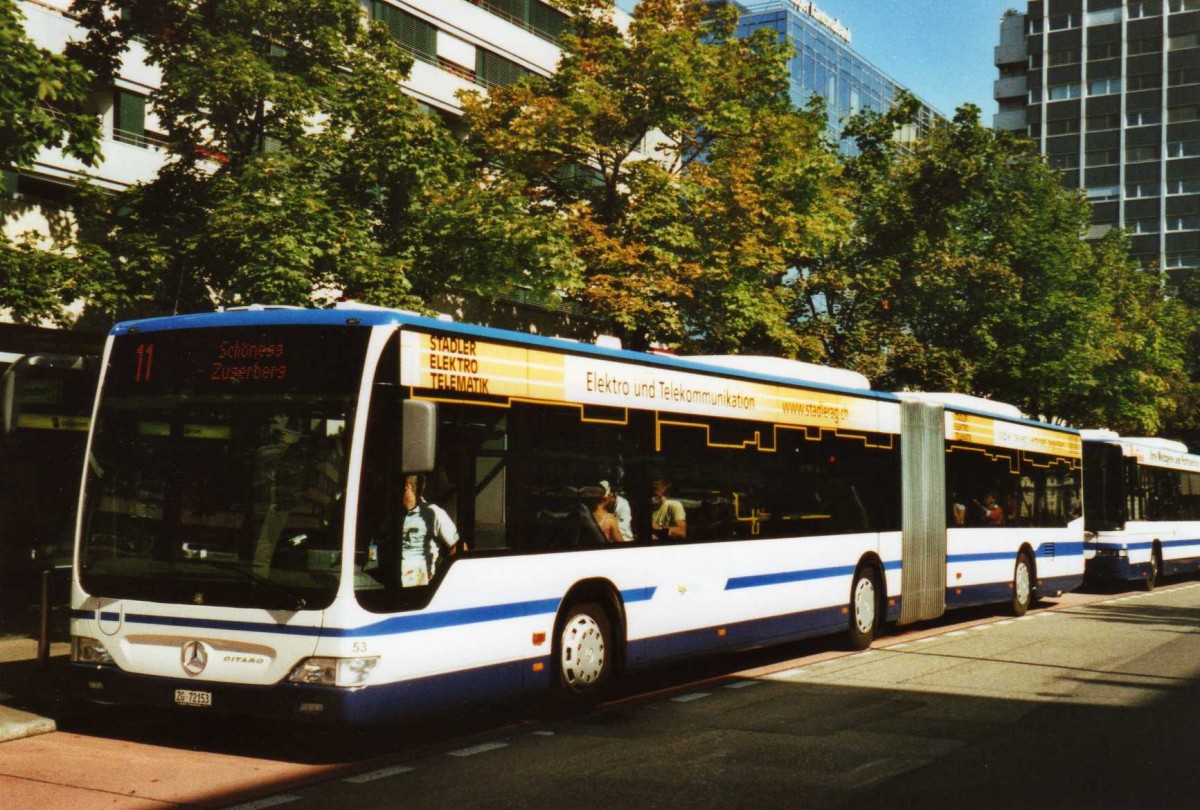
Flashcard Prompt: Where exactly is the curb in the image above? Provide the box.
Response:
[0,705,55,742]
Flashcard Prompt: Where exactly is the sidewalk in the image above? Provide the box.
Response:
[0,602,79,743]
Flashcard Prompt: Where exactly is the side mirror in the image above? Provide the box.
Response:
[402,400,437,473]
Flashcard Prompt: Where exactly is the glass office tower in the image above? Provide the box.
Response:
[730,1,943,153]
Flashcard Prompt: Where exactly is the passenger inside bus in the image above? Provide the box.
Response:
[650,478,687,542]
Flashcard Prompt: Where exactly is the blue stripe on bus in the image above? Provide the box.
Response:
[73,586,658,639]
[723,559,901,592]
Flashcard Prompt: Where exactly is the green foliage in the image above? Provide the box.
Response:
[803,100,1189,434]
[0,0,101,170]
[461,0,843,351]
[65,0,488,317]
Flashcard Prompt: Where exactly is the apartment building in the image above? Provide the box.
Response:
[994,0,1200,275]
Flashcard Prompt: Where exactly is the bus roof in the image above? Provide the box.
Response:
[109,305,1077,434]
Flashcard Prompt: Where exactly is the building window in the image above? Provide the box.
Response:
[1127,37,1161,55]
[113,89,146,147]
[1130,218,1161,234]
[1048,48,1081,66]
[1089,41,1121,60]
[1029,87,1043,103]
[1086,8,1124,25]
[1167,215,1200,231]
[1127,109,1162,126]
[1088,78,1121,95]
[1086,148,1120,166]
[1169,105,1200,123]
[1049,152,1080,169]
[1128,1,1163,18]
[1049,13,1078,30]
[1028,17,1044,34]
[1087,185,1121,201]
[1048,83,1083,100]
[1127,73,1162,91]
[1167,252,1200,268]
[1169,140,1200,158]
[1127,181,1161,198]
[1087,112,1121,131]
[1169,33,1200,51]
[1027,122,1042,138]
[1029,52,1043,69]
[372,2,437,64]
[471,0,569,44]
[1047,118,1081,135]
[1168,177,1200,194]
[1170,0,1200,11]
[1169,68,1200,86]
[477,48,535,89]
[1127,144,1162,162]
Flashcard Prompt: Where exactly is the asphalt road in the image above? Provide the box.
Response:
[3,582,1200,809]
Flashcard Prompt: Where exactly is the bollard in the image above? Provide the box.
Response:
[38,570,50,666]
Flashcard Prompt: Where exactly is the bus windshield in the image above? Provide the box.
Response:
[78,325,370,610]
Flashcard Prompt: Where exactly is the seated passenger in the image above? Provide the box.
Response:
[650,478,687,541]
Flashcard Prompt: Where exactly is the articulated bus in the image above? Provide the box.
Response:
[1082,430,1200,590]
[69,306,1083,723]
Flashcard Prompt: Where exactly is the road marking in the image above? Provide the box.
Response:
[888,643,911,649]
[725,680,760,689]
[996,620,1013,625]
[345,765,415,784]
[945,631,967,637]
[531,730,555,736]
[671,692,712,703]
[448,742,510,757]
[970,624,993,631]
[224,797,301,810]
[917,637,938,643]
[764,667,807,679]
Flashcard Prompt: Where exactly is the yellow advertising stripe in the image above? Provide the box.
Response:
[15,413,90,432]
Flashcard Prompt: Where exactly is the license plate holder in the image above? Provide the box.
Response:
[174,688,213,707]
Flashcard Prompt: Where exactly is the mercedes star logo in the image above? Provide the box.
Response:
[181,640,210,676]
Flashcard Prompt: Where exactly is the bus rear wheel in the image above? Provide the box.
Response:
[1012,551,1033,616]
[848,566,879,650]
[556,602,613,696]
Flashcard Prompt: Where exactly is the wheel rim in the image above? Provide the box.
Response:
[560,613,606,691]
[854,575,876,634]
[1015,560,1031,606]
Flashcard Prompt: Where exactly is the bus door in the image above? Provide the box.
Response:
[899,398,947,625]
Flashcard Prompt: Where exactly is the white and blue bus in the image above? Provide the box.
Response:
[70,306,1083,723]
[1082,430,1200,589]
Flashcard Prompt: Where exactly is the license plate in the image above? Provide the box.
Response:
[174,688,213,707]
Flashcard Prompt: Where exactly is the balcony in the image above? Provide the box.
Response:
[993,109,1027,132]
[994,42,1028,67]
[994,75,1028,99]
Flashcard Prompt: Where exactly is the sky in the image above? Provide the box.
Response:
[614,1,1021,121]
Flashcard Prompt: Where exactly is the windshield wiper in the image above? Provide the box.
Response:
[191,559,311,610]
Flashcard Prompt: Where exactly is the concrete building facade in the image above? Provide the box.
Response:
[994,0,1200,275]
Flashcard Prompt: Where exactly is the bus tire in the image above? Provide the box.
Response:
[1012,551,1033,616]
[555,602,613,697]
[848,566,879,650]
[1145,545,1162,591]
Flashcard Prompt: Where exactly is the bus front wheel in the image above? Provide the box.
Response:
[848,566,879,650]
[1012,552,1033,616]
[556,602,613,696]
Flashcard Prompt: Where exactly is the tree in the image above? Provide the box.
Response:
[802,100,1188,433]
[460,0,843,352]
[66,0,485,317]
[1,0,103,325]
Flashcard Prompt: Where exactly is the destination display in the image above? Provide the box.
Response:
[106,326,370,397]
[948,412,1081,458]
[400,330,889,433]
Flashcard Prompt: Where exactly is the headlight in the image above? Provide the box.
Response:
[72,636,114,665]
[288,656,378,687]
